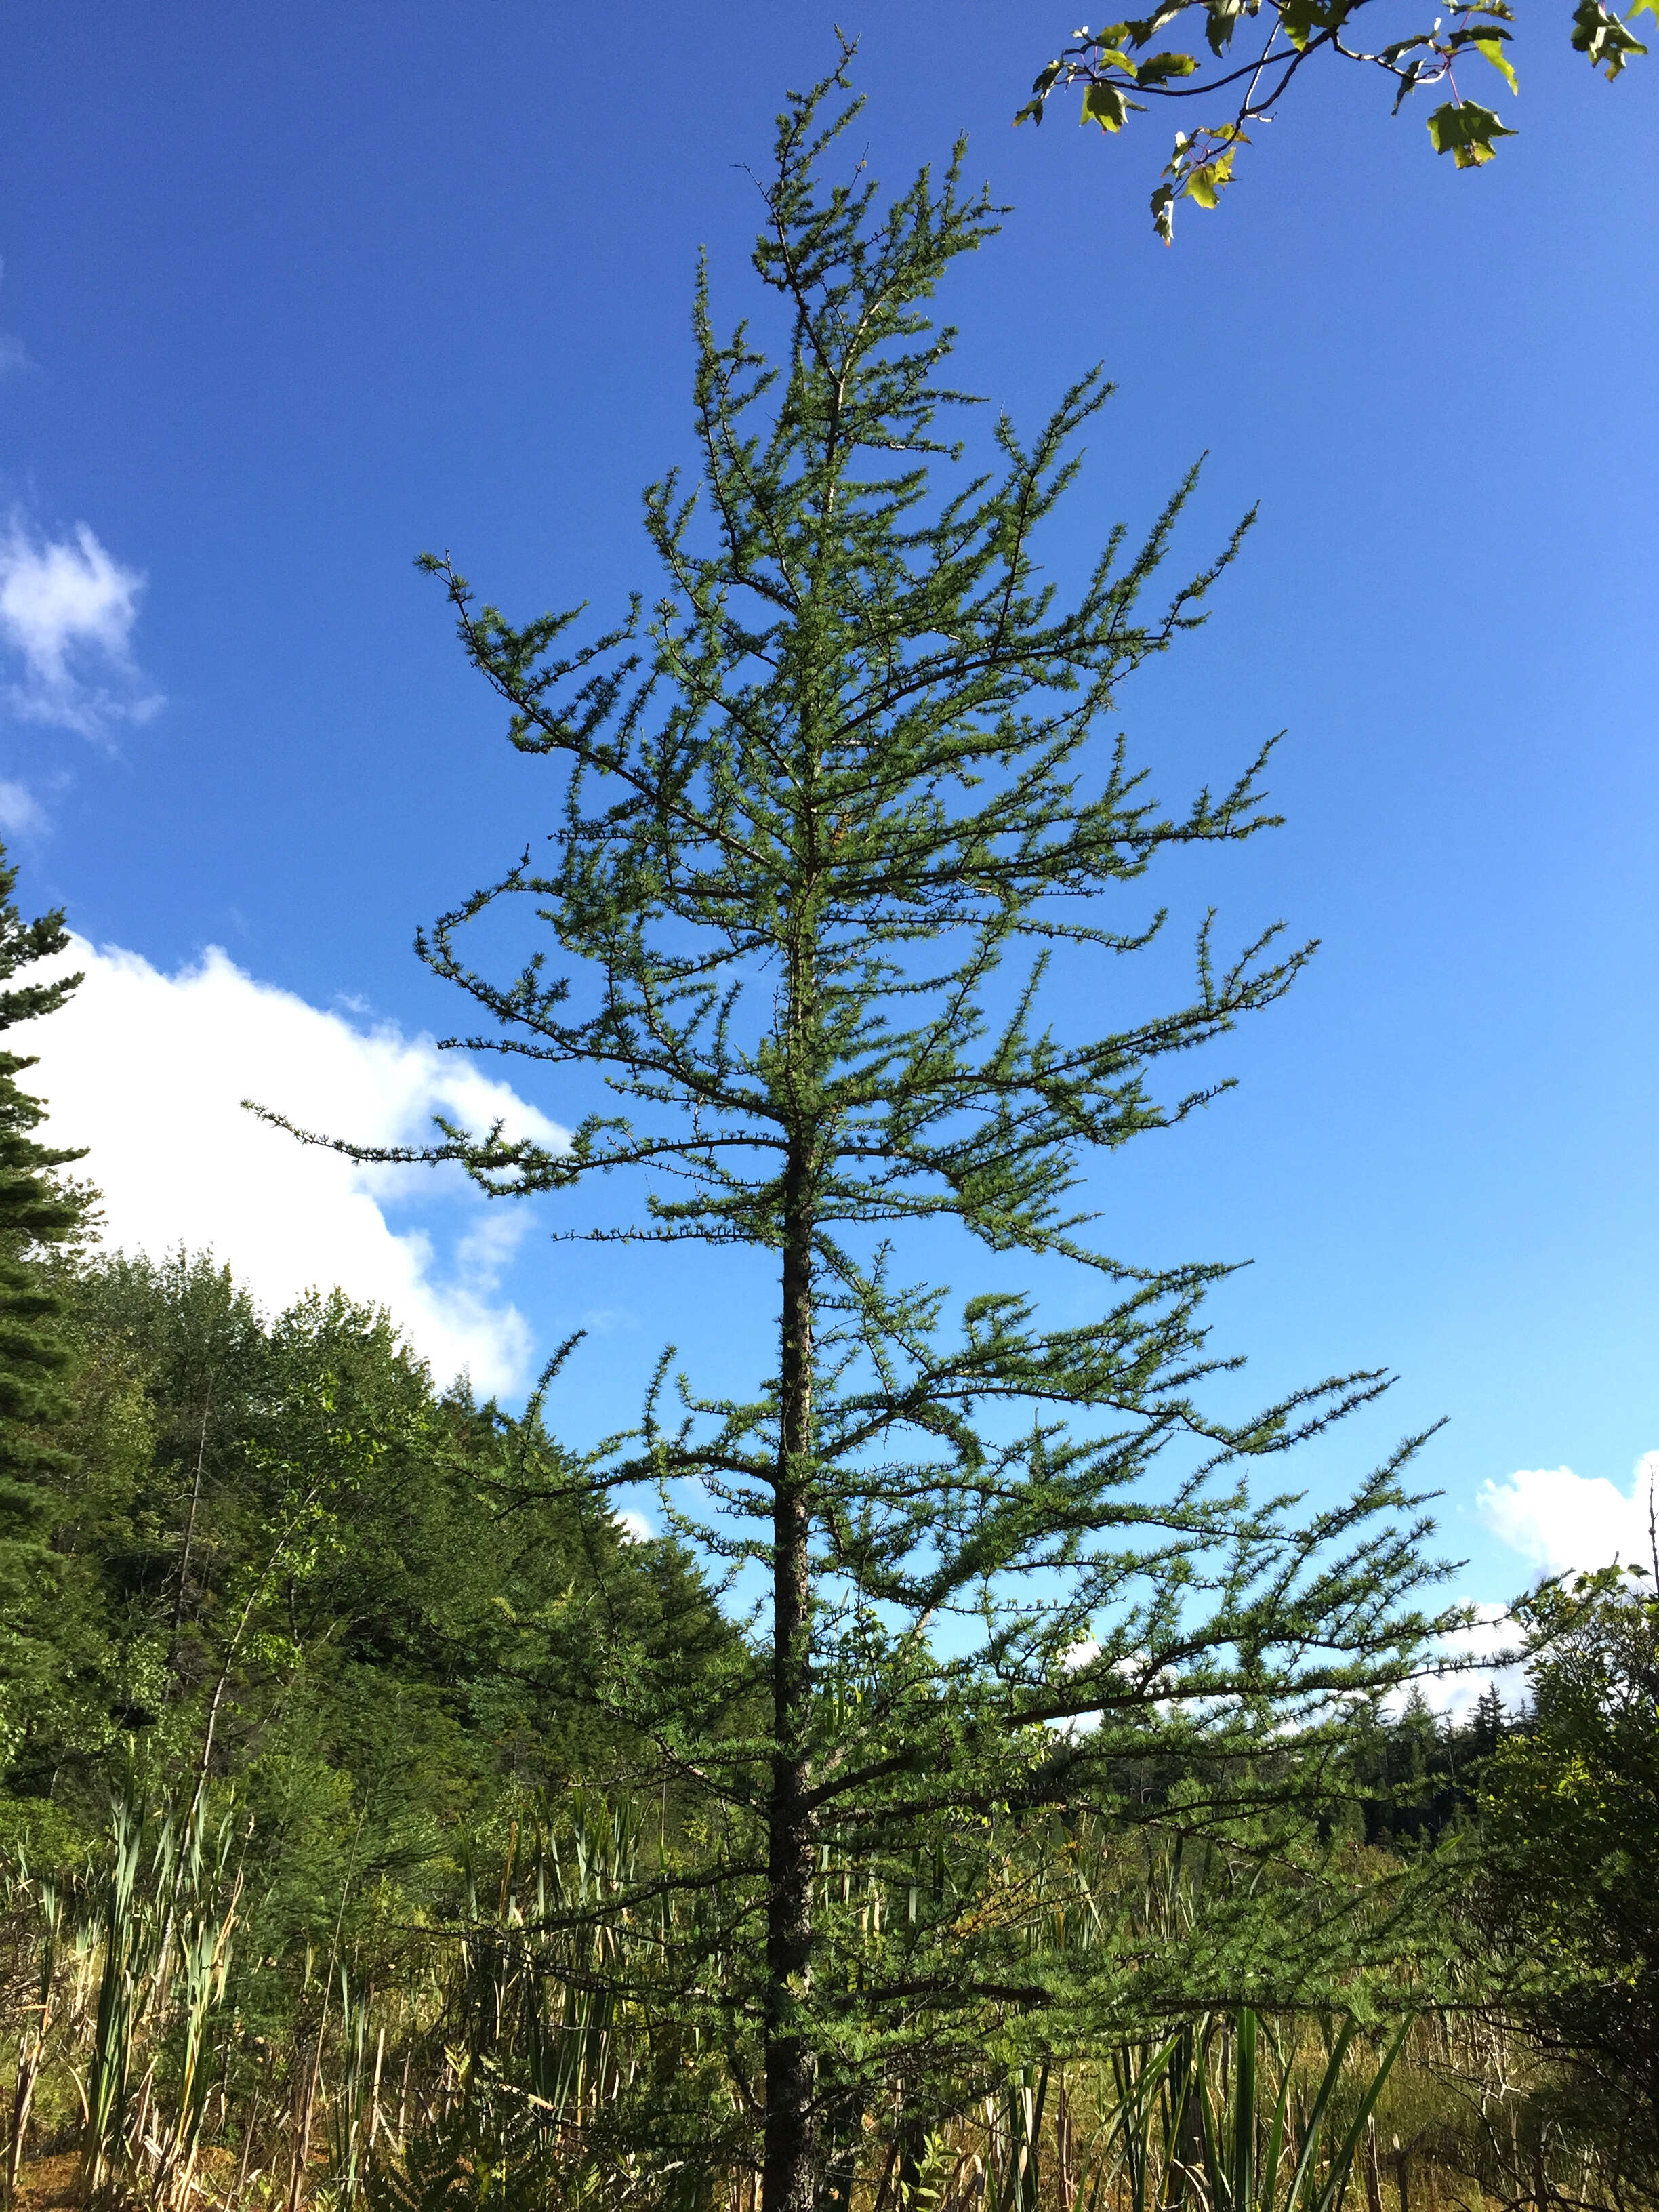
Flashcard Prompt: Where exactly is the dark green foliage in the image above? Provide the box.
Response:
[2,1240,736,2069]
[1344,1684,1508,1851]
[0,1233,750,2194]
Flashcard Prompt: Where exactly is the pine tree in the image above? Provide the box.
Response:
[1469,1681,1505,1759]
[0,844,93,1790]
[283,60,1460,2209]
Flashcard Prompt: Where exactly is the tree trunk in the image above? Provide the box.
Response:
[764,1149,817,2212]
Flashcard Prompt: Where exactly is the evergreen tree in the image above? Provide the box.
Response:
[281,64,1462,2209]
[0,844,94,1797]
[1469,1680,1505,1758]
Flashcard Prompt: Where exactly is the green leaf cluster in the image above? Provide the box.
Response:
[1479,1561,1659,2139]
[1017,0,1644,239]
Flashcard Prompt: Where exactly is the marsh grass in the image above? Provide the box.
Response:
[0,1790,1643,2212]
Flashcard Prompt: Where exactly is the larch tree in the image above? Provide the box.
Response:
[272,62,1461,2212]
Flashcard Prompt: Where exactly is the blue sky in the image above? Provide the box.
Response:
[1,3,1654,1617]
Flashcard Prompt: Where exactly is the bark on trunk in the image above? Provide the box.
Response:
[763,1151,817,2212]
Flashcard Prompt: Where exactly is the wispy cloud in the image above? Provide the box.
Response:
[35,938,566,1395]
[0,258,28,379]
[0,517,162,739]
[0,779,45,835]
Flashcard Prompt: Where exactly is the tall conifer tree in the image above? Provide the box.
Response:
[283,62,1458,2210]
[0,846,91,1782]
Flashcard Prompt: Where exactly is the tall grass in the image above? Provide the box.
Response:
[0,1786,1641,2212]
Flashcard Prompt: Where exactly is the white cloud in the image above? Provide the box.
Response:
[615,1509,655,1544]
[1402,1452,1659,1729]
[1478,1452,1659,1580]
[0,518,162,738]
[33,937,567,1395]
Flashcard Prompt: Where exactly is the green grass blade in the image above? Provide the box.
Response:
[1278,2018,1356,2212]
[1303,2018,1414,2212]
[1233,2009,1258,2212]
